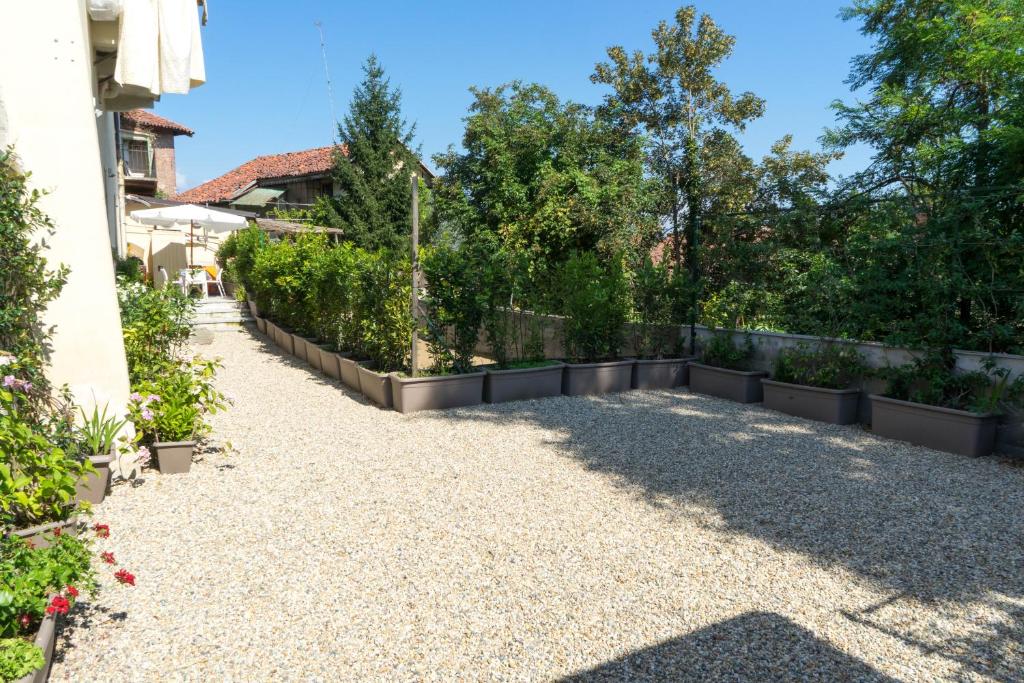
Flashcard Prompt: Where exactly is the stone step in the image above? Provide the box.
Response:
[192,312,252,325]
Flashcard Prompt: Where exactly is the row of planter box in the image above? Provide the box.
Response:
[256,317,998,457]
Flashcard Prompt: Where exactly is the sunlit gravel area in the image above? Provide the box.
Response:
[50,328,1024,681]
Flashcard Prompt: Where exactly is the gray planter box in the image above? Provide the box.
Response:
[319,348,346,381]
[272,324,294,355]
[74,452,113,504]
[762,379,860,425]
[484,363,565,403]
[246,298,259,319]
[303,339,324,372]
[357,365,393,408]
[631,357,695,389]
[153,440,196,474]
[562,360,634,396]
[290,333,311,362]
[255,317,267,334]
[869,394,997,457]
[16,596,59,683]
[339,356,368,391]
[689,363,767,403]
[391,372,485,413]
[7,518,81,550]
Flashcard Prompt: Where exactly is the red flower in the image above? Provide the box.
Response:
[46,596,70,615]
[52,527,62,537]
[101,551,116,564]
[114,569,135,586]
[18,613,31,629]
[93,523,110,538]
[66,585,79,598]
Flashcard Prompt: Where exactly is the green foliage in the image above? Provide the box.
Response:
[882,349,1024,414]
[323,55,419,251]
[0,637,43,681]
[117,279,194,384]
[75,403,128,456]
[700,332,755,371]
[128,358,226,444]
[432,82,659,269]
[354,251,413,372]
[630,258,687,358]
[0,149,69,398]
[0,534,96,638]
[559,253,629,362]
[113,253,145,283]
[420,243,486,374]
[217,226,266,295]
[773,343,866,390]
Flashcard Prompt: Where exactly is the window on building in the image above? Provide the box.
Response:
[122,137,153,177]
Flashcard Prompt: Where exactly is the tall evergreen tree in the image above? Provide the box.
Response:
[330,55,419,252]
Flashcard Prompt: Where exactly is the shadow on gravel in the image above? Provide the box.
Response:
[559,611,898,683]
[434,389,1024,680]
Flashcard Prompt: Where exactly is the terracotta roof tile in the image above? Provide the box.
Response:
[175,145,345,203]
[120,109,194,136]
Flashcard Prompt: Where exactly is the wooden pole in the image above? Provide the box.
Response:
[410,174,420,377]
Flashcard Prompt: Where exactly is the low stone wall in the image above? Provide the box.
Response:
[474,313,1024,456]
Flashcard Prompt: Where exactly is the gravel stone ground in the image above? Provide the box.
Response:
[50,329,1024,682]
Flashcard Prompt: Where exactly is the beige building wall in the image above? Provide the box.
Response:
[0,1,131,414]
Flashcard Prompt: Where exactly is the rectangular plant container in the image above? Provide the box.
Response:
[357,364,393,408]
[631,357,695,390]
[290,334,311,362]
[152,440,196,474]
[484,362,565,403]
[869,394,997,457]
[562,360,634,396]
[689,363,767,403]
[762,379,860,425]
[246,298,259,319]
[265,320,278,342]
[8,518,81,550]
[74,452,113,504]
[303,339,324,372]
[255,317,267,334]
[318,348,346,381]
[338,356,367,391]
[16,596,59,683]
[391,372,486,413]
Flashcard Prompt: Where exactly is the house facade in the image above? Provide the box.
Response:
[119,109,193,197]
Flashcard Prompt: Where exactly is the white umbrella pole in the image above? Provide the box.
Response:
[190,219,195,267]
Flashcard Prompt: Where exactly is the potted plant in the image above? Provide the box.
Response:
[559,253,633,396]
[72,403,127,504]
[690,331,767,403]
[129,358,227,474]
[762,343,865,424]
[391,244,486,413]
[629,258,694,389]
[870,350,1023,456]
[354,252,415,408]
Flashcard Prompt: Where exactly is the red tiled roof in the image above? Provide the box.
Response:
[175,145,345,203]
[120,109,194,136]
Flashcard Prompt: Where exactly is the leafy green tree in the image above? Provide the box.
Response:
[591,5,765,272]
[432,82,659,269]
[328,54,420,252]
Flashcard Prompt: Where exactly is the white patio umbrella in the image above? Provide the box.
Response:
[130,203,247,267]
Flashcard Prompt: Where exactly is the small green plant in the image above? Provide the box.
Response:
[560,252,629,362]
[75,403,128,456]
[0,637,44,681]
[128,358,227,444]
[883,349,1024,414]
[773,343,866,389]
[700,331,755,371]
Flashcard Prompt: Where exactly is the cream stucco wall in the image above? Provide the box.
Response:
[0,1,132,415]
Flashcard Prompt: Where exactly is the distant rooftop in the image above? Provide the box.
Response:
[120,109,194,136]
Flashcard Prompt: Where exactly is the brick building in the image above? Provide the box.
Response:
[118,109,193,197]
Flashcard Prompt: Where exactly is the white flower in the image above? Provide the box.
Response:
[0,356,13,367]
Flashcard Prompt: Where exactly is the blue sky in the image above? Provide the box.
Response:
[157,1,874,193]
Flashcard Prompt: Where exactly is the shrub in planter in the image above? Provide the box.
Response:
[690,332,767,403]
[630,258,692,389]
[354,251,414,406]
[559,252,633,395]
[128,358,227,474]
[116,278,194,385]
[872,349,1024,456]
[762,343,866,424]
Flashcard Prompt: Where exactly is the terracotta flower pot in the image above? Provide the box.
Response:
[15,595,59,683]
[74,452,113,504]
[869,394,997,457]
[7,518,81,550]
[357,364,393,408]
[562,360,634,396]
[152,440,196,474]
[484,362,565,403]
[255,317,267,334]
[391,372,485,413]
[689,363,767,403]
[762,379,861,425]
[631,357,695,390]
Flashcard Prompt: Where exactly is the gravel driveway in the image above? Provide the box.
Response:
[50,329,1024,681]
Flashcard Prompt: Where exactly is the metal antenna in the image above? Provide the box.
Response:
[314,21,338,142]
